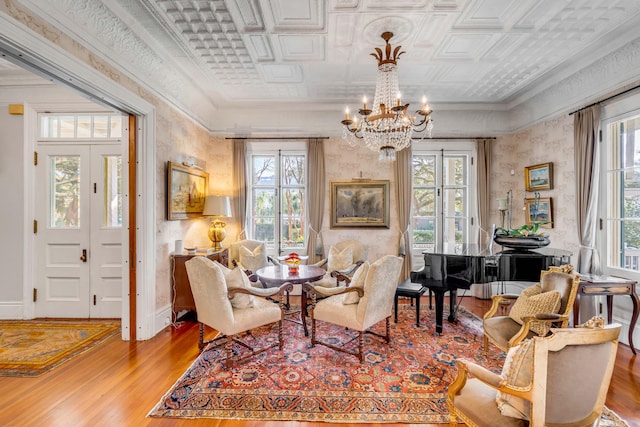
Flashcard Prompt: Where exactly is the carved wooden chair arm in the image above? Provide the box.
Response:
[450,359,532,400]
[484,293,519,319]
[303,283,363,299]
[228,283,292,299]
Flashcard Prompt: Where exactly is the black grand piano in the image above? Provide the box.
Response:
[410,244,572,334]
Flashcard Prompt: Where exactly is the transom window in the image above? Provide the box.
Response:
[39,113,122,139]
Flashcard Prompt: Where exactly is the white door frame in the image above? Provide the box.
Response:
[1,12,157,340]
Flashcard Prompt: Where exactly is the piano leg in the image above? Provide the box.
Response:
[432,289,445,334]
[448,289,457,323]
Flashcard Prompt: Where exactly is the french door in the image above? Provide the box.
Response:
[412,148,475,266]
[34,144,123,318]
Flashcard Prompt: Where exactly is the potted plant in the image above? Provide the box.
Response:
[494,222,550,250]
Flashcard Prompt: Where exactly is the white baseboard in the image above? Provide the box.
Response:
[154,304,173,336]
[0,301,26,319]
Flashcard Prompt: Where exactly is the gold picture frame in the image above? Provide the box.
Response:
[167,161,209,220]
[524,162,553,191]
[525,197,553,228]
[330,180,390,228]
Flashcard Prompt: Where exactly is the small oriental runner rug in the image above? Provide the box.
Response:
[0,319,120,377]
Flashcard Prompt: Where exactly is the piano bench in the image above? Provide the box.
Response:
[395,280,426,327]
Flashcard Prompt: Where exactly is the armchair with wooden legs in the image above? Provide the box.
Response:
[448,323,621,427]
[304,255,403,362]
[311,239,368,288]
[185,256,292,368]
[483,264,579,354]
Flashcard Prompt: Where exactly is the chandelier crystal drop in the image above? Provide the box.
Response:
[340,32,434,162]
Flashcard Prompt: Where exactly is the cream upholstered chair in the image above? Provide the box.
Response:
[447,323,621,427]
[185,256,291,367]
[304,255,403,362]
[228,239,279,287]
[312,239,368,288]
[483,264,579,354]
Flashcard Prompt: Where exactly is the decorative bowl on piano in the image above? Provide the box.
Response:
[494,224,550,250]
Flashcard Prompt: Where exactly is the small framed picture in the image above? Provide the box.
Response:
[524,162,553,191]
[525,197,553,228]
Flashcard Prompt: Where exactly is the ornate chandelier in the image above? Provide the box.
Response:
[341,32,433,162]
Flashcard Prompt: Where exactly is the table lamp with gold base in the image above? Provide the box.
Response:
[202,195,232,250]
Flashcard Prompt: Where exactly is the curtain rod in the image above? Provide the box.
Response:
[569,83,640,116]
[413,136,496,140]
[225,137,330,140]
[225,136,494,140]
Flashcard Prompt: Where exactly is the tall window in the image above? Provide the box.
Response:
[411,144,476,264]
[248,142,307,254]
[603,113,640,274]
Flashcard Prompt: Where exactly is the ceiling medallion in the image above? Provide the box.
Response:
[340,32,433,162]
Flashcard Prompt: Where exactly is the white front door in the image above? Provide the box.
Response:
[35,144,122,318]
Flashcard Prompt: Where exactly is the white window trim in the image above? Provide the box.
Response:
[599,92,640,282]
[410,140,478,268]
[246,140,308,256]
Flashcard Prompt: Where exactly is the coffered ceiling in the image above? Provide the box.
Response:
[4,0,640,135]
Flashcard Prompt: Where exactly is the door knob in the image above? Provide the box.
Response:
[80,249,87,262]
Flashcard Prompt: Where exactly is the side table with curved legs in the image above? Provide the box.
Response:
[573,274,638,355]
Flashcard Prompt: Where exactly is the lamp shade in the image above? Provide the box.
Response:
[202,195,232,217]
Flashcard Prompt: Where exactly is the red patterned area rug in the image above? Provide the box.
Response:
[149,305,629,425]
[149,304,505,423]
[0,319,120,377]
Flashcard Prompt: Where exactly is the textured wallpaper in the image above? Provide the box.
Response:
[492,115,580,261]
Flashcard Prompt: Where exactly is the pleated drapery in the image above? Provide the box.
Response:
[307,138,325,264]
[233,139,247,240]
[476,139,493,247]
[394,147,413,281]
[574,105,602,274]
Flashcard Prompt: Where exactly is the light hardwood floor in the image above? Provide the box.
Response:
[0,296,637,427]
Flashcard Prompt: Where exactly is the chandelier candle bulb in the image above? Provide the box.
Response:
[345,107,349,120]
[363,96,367,110]
[397,93,401,107]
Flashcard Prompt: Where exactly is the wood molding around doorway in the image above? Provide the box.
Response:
[128,115,137,341]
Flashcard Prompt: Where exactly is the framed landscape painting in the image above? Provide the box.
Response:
[524,162,553,191]
[167,161,209,220]
[525,197,553,228]
[330,180,390,228]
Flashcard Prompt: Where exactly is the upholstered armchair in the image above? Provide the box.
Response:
[312,239,368,288]
[483,265,579,354]
[228,239,280,287]
[185,256,292,367]
[448,323,621,427]
[304,255,403,362]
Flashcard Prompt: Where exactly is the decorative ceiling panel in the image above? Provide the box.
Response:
[6,0,640,133]
[263,0,325,32]
[276,35,325,61]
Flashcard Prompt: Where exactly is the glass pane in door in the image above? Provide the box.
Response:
[51,156,80,228]
[104,156,122,227]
